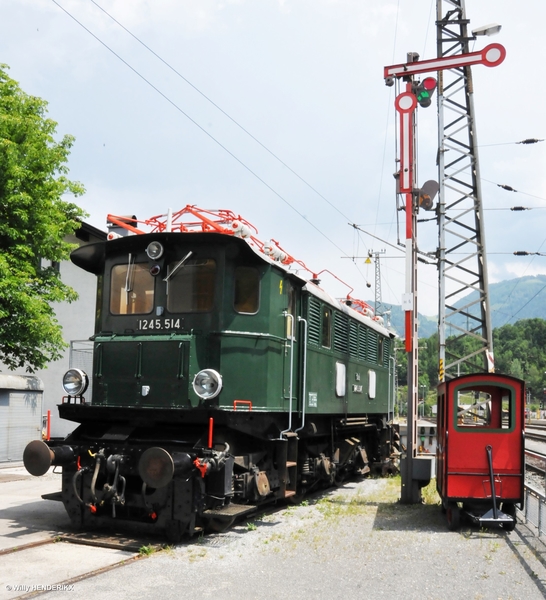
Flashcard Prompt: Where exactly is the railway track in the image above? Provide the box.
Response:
[0,531,154,600]
[0,488,316,600]
[526,428,546,442]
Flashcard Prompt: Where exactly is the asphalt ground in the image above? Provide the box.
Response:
[2,464,546,600]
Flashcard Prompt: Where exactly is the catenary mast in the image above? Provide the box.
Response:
[436,0,496,381]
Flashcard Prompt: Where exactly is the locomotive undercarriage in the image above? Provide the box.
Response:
[26,407,399,541]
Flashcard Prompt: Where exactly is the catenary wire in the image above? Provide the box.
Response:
[53,0,435,308]
[87,0,353,226]
[51,0,352,260]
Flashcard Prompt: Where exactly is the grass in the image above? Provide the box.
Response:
[421,478,442,505]
[306,476,444,531]
[187,547,207,562]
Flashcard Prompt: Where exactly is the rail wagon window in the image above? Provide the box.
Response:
[321,307,332,348]
[110,263,154,315]
[455,386,513,430]
[378,338,384,365]
[234,266,259,314]
[335,362,346,397]
[167,258,216,313]
[368,370,376,399]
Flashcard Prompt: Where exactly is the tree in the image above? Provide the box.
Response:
[0,65,86,372]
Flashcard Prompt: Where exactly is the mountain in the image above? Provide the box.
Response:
[372,274,546,339]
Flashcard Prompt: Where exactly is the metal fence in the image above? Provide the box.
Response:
[520,483,546,537]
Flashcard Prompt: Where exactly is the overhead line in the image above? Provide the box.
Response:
[88,0,352,224]
[51,0,349,258]
[87,0,395,300]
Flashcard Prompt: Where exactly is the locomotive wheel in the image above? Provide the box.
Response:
[206,517,235,533]
[446,502,460,531]
[165,520,183,544]
[334,473,347,488]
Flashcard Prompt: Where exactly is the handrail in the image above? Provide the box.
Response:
[214,330,286,343]
[280,312,295,435]
[295,317,308,434]
[233,400,253,411]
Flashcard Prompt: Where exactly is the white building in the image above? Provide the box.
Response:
[0,222,105,457]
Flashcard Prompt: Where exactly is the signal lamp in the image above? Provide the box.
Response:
[146,241,164,260]
[418,180,439,211]
[414,77,437,108]
[62,368,89,397]
[192,369,223,400]
[150,264,161,276]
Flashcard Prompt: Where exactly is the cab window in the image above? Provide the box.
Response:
[167,258,216,313]
[455,386,513,430]
[110,263,154,315]
[234,266,259,314]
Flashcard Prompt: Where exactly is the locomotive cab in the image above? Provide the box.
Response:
[70,231,297,411]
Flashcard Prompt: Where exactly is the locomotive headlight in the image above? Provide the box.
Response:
[192,369,223,400]
[62,368,89,397]
[146,241,164,260]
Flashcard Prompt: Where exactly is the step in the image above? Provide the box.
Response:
[203,504,257,518]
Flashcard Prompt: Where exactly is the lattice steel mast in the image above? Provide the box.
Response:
[436,0,496,380]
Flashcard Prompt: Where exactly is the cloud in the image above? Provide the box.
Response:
[3,0,546,322]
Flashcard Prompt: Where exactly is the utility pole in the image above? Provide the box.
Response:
[366,250,386,315]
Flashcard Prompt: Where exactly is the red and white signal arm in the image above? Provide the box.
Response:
[384,43,506,80]
[395,92,417,194]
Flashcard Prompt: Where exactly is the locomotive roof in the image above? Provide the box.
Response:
[73,207,395,339]
[72,231,394,339]
[301,280,394,338]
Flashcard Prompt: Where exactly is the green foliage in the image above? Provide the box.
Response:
[399,318,546,406]
[0,65,86,372]
[493,318,546,401]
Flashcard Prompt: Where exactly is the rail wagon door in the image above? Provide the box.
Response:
[282,278,300,415]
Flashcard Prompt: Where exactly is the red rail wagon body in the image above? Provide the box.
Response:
[436,373,525,531]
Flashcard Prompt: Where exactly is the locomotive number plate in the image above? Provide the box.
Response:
[138,318,181,331]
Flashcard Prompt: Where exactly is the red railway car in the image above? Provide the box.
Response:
[436,373,525,531]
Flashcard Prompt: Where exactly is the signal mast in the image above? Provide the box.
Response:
[383,2,505,503]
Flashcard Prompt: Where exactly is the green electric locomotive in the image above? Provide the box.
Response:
[24,206,398,540]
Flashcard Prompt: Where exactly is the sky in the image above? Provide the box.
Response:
[1,0,545,320]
